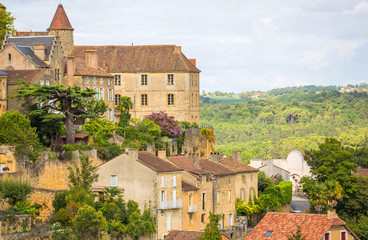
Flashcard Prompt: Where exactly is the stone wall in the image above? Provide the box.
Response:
[1,230,52,240]
[183,128,214,159]
[0,214,31,235]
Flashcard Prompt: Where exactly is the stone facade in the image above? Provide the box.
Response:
[182,128,214,159]
[48,29,73,58]
[0,145,17,173]
[0,72,6,115]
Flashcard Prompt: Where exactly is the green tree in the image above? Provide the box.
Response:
[258,171,274,194]
[0,111,42,161]
[0,5,15,48]
[72,205,107,240]
[116,96,134,128]
[287,225,306,240]
[199,212,222,240]
[68,155,98,190]
[15,82,97,144]
[84,118,117,139]
[0,178,32,209]
[84,99,108,119]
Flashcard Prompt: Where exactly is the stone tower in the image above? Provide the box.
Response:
[47,4,74,57]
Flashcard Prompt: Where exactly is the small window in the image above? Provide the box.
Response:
[324,232,330,240]
[229,176,231,184]
[189,213,192,224]
[199,175,202,183]
[228,190,231,203]
[264,231,273,237]
[115,94,121,105]
[8,54,11,61]
[206,174,210,182]
[341,231,346,240]
[217,192,220,204]
[46,80,50,86]
[110,175,117,187]
[217,177,220,184]
[40,80,45,86]
[173,175,176,187]
[202,192,206,210]
[93,77,96,85]
[161,176,165,187]
[167,74,174,85]
[168,94,174,105]
[107,78,111,86]
[114,75,121,85]
[86,76,89,85]
[201,213,205,223]
[141,94,148,105]
[100,78,103,85]
[141,74,147,85]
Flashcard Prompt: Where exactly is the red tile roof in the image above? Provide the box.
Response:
[14,31,49,37]
[71,45,200,73]
[245,212,358,240]
[137,151,182,173]
[219,158,258,173]
[168,156,210,175]
[182,181,199,191]
[199,159,235,176]
[3,69,43,84]
[353,168,368,177]
[60,133,89,139]
[48,4,74,31]
[165,230,202,240]
[72,58,113,77]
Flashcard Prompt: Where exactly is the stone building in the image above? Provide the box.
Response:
[0,70,7,115]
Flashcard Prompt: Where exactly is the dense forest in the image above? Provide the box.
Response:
[200,88,368,163]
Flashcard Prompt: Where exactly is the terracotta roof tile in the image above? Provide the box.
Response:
[3,69,43,84]
[245,212,356,240]
[167,156,210,175]
[219,158,258,173]
[14,31,49,37]
[60,133,89,139]
[48,4,74,30]
[353,168,368,177]
[165,230,202,240]
[199,159,235,176]
[182,181,199,191]
[72,58,113,77]
[137,151,182,172]
[71,45,200,73]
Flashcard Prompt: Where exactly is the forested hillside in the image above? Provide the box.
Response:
[200,89,368,162]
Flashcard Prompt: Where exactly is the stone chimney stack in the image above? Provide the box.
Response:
[327,209,339,219]
[34,44,46,60]
[85,50,98,69]
[233,151,241,161]
[157,149,166,160]
[128,148,138,160]
[209,152,220,162]
[174,46,181,53]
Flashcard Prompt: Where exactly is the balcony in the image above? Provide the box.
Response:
[188,204,197,213]
[159,200,183,210]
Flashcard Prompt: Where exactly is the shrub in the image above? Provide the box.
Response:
[278,181,293,204]
[53,191,68,212]
[145,111,182,138]
[0,178,32,208]
[55,208,71,225]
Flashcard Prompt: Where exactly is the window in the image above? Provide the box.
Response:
[244,189,246,201]
[201,213,205,223]
[115,94,121,105]
[340,231,346,240]
[141,74,147,85]
[173,190,177,208]
[108,89,111,101]
[100,78,103,85]
[265,231,273,237]
[167,74,174,85]
[189,193,192,207]
[107,78,111,86]
[202,192,206,210]
[243,174,246,183]
[228,190,231,203]
[46,80,50,86]
[189,213,192,224]
[206,174,210,182]
[141,94,148,105]
[161,176,165,187]
[324,232,330,240]
[229,214,233,227]
[93,77,96,85]
[173,175,176,187]
[110,175,117,187]
[101,88,104,100]
[8,54,11,61]
[86,76,89,85]
[167,212,171,231]
[217,192,220,204]
[40,80,45,86]
[108,109,111,121]
[115,75,121,85]
[168,94,174,105]
[217,177,220,184]
[229,176,231,184]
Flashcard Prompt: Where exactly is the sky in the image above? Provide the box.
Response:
[3,0,368,92]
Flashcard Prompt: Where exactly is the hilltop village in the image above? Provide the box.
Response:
[0,3,365,240]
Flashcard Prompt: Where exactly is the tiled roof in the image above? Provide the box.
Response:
[60,133,89,139]
[219,158,258,173]
[8,36,55,61]
[48,4,74,30]
[71,45,201,73]
[167,156,210,175]
[14,46,48,68]
[72,58,113,77]
[137,151,182,173]
[245,212,353,240]
[182,181,199,191]
[165,230,202,240]
[199,159,235,176]
[0,70,7,76]
[353,168,368,177]
[3,69,43,84]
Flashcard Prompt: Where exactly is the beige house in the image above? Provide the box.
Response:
[70,45,200,124]
[92,150,186,240]
[0,71,7,115]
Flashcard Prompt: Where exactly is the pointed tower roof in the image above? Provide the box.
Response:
[48,4,74,31]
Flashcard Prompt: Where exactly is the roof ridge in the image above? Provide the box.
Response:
[48,4,74,31]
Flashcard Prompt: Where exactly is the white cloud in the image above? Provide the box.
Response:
[343,1,368,14]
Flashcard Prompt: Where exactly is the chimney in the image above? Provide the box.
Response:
[128,148,138,160]
[85,50,98,69]
[233,151,241,161]
[34,44,46,60]
[188,59,196,66]
[174,46,181,53]
[67,56,75,85]
[209,152,219,162]
[157,149,167,160]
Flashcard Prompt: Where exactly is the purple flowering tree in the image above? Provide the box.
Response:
[145,111,182,138]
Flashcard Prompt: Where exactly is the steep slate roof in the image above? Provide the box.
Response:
[199,159,235,176]
[48,4,74,30]
[165,230,203,240]
[353,168,368,177]
[14,31,49,37]
[14,46,48,68]
[219,158,258,173]
[8,36,55,61]
[0,70,7,76]
[71,45,201,73]
[168,156,210,175]
[182,181,199,191]
[3,69,43,84]
[245,212,358,240]
[137,151,182,173]
[72,58,113,77]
